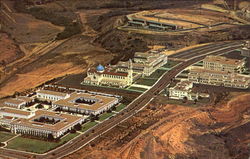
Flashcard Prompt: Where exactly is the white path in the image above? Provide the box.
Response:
[130,84,151,89]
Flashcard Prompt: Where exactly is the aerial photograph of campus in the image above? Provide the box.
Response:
[0,0,250,159]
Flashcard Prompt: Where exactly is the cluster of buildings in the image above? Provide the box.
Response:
[83,49,168,88]
[188,55,250,89]
[168,54,249,101]
[0,88,120,138]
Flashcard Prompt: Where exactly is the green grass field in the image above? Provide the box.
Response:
[6,133,79,154]
[127,87,148,92]
[0,131,16,143]
[116,103,127,112]
[99,112,114,121]
[80,121,98,132]
[162,60,180,69]
[147,69,166,79]
[135,78,157,86]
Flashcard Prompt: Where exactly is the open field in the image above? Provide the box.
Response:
[116,103,127,112]
[0,131,16,143]
[6,133,79,153]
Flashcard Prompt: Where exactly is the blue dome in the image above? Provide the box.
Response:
[96,64,105,72]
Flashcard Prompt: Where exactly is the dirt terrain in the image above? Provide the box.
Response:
[0,0,250,97]
[64,92,250,159]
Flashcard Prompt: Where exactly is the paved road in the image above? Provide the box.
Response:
[0,41,243,159]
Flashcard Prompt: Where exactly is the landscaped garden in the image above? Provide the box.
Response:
[0,131,16,143]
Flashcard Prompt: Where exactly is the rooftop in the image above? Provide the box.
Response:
[53,92,118,111]
[0,107,32,116]
[203,56,245,66]
[11,110,82,131]
[4,98,26,105]
[88,69,128,77]
[171,81,193,91]
[37,90,69,97]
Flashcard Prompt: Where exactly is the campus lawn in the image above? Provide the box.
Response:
[6,132,79,154]
[147,69,166,79]
[80,121,98,132]
[0,131,16,142]
[162,60,180,68]
[128,87,148,92]
[116,103,127,112]
[99,112,114,121]
[135,78,157,86]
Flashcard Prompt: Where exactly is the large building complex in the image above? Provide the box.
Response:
[84,60,138,88]
[188,66,250,89]
[10,110,84,138]
[53,92,119,115]
[203,55,246,73]
[116,50,168,76]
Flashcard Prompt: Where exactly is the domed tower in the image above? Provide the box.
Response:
[96,64,105,73]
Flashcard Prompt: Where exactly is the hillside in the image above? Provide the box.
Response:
[64,92,250,159]
[0,0,249,97]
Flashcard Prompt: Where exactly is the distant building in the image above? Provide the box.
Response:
[10,110,84,138]
[4,96,34,109]
[84,60,138,88]
[241,41,250,57]
[53,92,119,115]
[168,81,200,100]
[203,55,246,73]
[36,90,70,101]
[188,66,250,89]
[116,50,168,76]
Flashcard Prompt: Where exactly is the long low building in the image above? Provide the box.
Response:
[36,89,70,101]
[3,96,34,109]
[53,92,119,115]
[188,66,250,89]
[10,110,84,138]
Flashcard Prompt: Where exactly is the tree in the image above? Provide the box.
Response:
[70,129,76,133]
[194,99,198,104]
[182,96,188,103]
[74,123,82,131]
[48,133,54,141]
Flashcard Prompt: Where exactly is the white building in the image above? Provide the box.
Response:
[168,81,199,100]
[84,60,137,88]
[4,96,34,109]
[53,92,119,115]
[10,110,84,138]
[0,107,35,127]
[36,90,70,101]
[116,50,168,76]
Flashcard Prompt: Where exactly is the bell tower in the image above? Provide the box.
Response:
[127,59,133,85]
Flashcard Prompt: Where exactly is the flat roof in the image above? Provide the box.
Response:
[11,110,82,131]
[53,92,118,111]
[89,69,128,77]
[4,98,26,105]
[203,56,244,66]
[172,81,193,91]
[37,90,68,97]
[0,107,31,116]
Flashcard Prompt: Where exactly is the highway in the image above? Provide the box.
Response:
[0,41,243,159]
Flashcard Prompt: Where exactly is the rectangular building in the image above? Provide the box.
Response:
[4,96,34,109]
[53,92,119,115]
[10,110,84,138]
[188,66,250,89]
[36,90,70,101]
[203,55,246,73]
